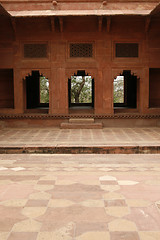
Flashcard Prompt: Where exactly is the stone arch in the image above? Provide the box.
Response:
[22,69,50,81]
[23,69,50,111]
[112,69,140,81]
[113,69,139,110]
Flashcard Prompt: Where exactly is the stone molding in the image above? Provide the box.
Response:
[0,114,159,120]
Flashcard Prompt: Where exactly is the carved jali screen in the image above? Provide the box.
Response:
[70,43,93,58]
[24,44,47,58]
[116,43,138,58]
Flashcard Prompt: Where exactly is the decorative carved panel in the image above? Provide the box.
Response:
[116,43,138,58]
[70,43,93,58]
[24,44,47,58]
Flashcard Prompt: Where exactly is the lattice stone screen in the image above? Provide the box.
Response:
[116,43,138,58]
[24,44,47,58]
[70,43,93,58]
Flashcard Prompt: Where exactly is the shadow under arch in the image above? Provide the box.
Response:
[24,70,49,110]
[113,70,139,109]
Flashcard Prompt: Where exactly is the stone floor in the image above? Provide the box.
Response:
[0,154,160,240]
[0,127,160,147]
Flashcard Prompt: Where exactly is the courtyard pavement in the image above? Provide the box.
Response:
[0,127,160,147]
[0,154,160,239]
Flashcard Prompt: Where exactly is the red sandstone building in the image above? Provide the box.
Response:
[0,0,160,127]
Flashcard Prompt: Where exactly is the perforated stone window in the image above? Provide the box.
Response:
[70,43,93,58]
[116,43,138,58]
[24,44,47,58]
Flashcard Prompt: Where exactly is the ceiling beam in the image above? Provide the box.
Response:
[145,16,151,32]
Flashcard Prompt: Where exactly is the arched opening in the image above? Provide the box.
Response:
[25,70,49,110]
[68,70,94,108]
[113,70,138,111]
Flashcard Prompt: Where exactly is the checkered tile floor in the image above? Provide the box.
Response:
[0,154,160,239]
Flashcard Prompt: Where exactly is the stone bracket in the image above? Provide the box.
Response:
[98,16,103,32]
[107,16,111,33]
[59,17,63,32]
[50,17,55,32]
[11,17,16,38]
[145,16,151,32]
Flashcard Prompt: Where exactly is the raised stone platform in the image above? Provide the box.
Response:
[0,127,160,154]
[60,118,103,129]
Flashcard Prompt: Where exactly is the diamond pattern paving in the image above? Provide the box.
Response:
[0,154,160,239]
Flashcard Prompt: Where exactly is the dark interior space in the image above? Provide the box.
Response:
[114,70,137,109]
[149,68,160,108]
[26,70,49,109]
[0,69,14,108]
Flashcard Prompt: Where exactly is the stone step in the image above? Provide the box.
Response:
[69,118,95,123]
[60,122,103,129]
[0,145,160,154]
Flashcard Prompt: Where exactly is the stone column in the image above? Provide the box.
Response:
[51,67,68,114]
[13,68,24,113]
[139,68,149,114]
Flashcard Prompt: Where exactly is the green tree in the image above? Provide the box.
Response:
[40,76,49,103]
[114,76,124,103]
[71,76,92,103]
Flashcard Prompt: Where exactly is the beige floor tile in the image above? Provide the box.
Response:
[99,176,117,181]
[21,180,38,185]
[118,180,139,186]
[108,219,137,231]
[139,231,160,240]
[0,232,9,240]
[37,232,72,240]
[7,232,37,240]
[80,200,104,207]
[0,199,27,207]
[39,176,57,181]
[99,168,112,171]
[103,192,125,200]
[0,180,13,185]
[55,180,77,185]
[151,168,160,171]
[46,167,61,171]
[63,167,78,171]
[80,180,100,186]
[12,219,42,232]
[25,199,48,207]
[37,222,75,240]
[48,199,74,207]
[116,168,130,172]
[34,185,54,191]
[81,168,95,171]
[76,231,110,240]
[126,199,151,207]
[104,199,126,207]
[29,191,51,200]
[101,185,120,191]
[145,180,160,185]
[22,207,47,218]
[105,206,130,217]
[138,168,148,171]
[110,231,139,240]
